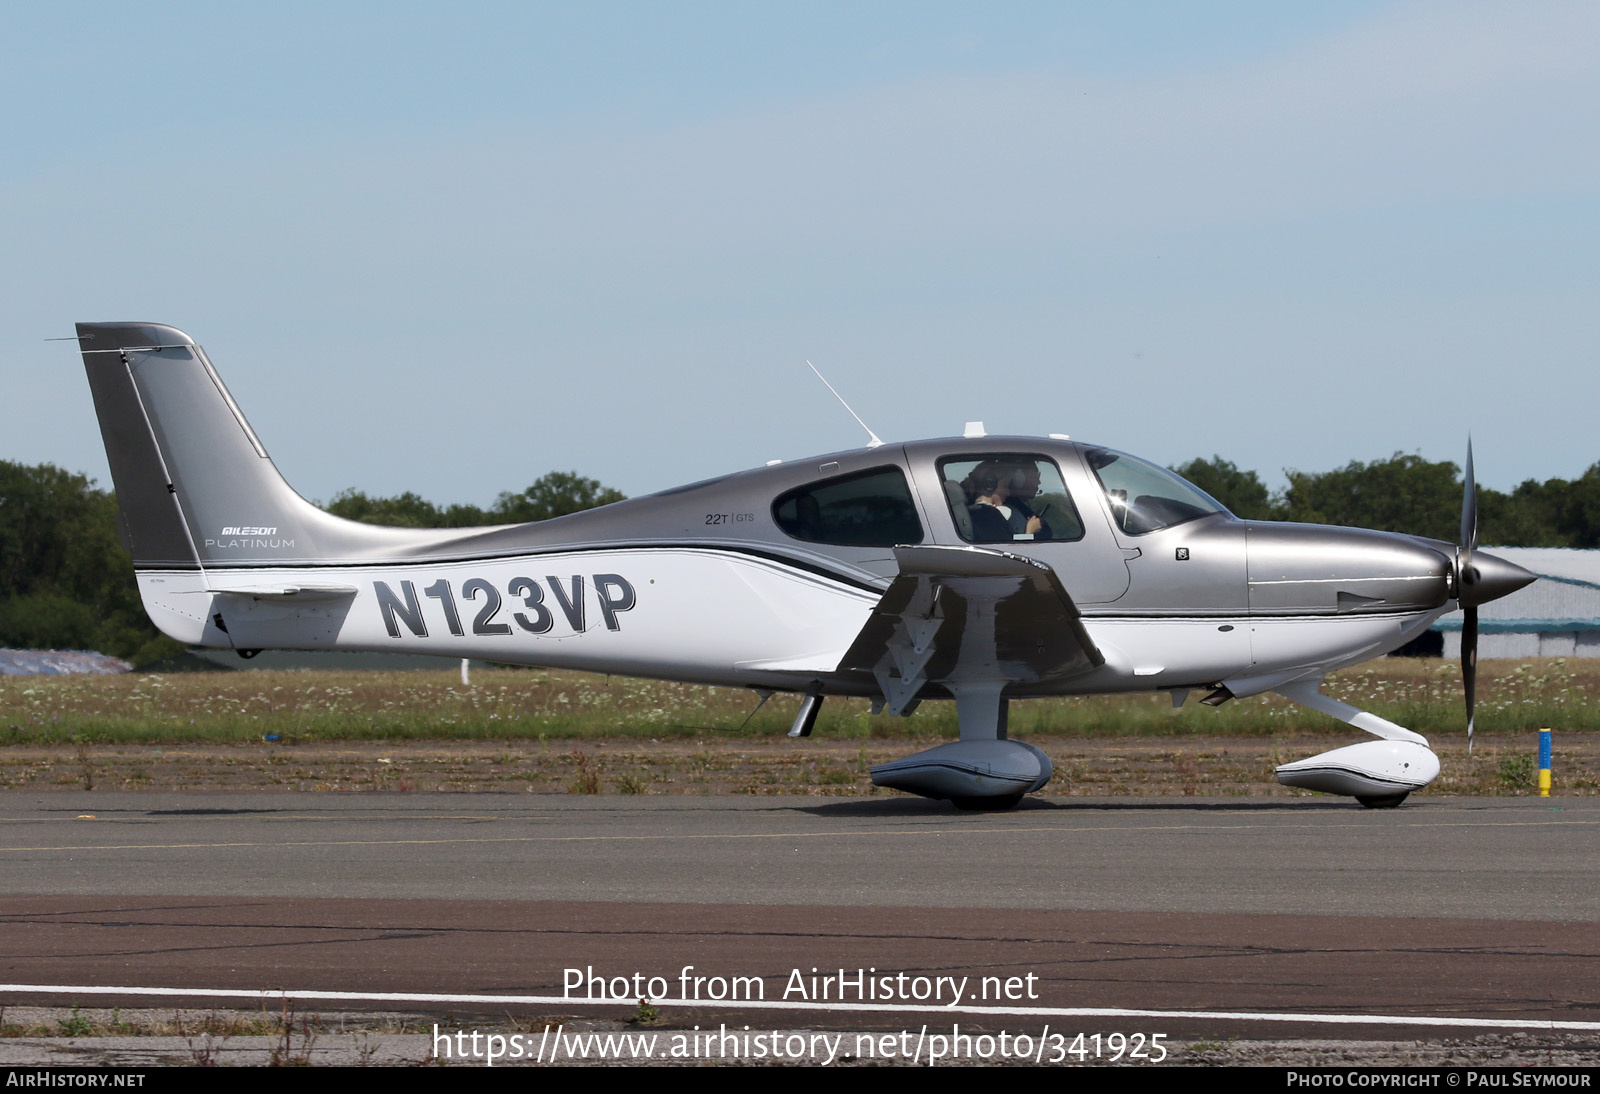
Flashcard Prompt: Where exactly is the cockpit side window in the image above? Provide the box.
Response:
[1084,447,1227,535]
[937,455,1084,545]
[772,466,924,547]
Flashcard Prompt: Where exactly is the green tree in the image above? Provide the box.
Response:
[1280,453,1473,541]
[1487,463,1600,547]
[323,472,625,529]
[1481,479,1556,546]
[0,462,113,601]
[324,489,488,528]
[490,471,626,524]
[1559,464,1600,547]
[1171,456,1280,520]
[0,461,172,661]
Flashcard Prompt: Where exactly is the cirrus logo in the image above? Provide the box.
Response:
[220,526,278,535]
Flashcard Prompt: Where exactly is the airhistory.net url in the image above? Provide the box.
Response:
[430,1023,1169,1065]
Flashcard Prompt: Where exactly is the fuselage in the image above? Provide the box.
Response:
[144,434,1462,702]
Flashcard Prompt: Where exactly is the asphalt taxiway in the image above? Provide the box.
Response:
[2,793,1597,1041]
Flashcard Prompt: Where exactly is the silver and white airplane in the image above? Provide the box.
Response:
[75,321,1534,809]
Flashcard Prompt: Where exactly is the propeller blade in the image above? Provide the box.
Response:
[1463,605,1478,755]
[1458,438,1479,755]
[1458,438,1479,606]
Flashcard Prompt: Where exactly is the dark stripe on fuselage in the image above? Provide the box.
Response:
[141,543,887,596]
[1077,607,1436,620]
[140,546,1442,621]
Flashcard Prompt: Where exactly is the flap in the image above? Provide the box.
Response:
[209,583,359,601]
[838,545,1103,714]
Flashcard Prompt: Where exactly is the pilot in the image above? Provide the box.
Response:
[963,462,1044,542]
[1004,462,1053,542]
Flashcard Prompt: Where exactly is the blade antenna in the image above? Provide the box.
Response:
[806,359,884,449]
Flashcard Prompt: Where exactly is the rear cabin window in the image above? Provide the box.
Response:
[772,467,924,547]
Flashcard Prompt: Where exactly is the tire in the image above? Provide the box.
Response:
[1355,793,1409,809]
[950,794,1024,812]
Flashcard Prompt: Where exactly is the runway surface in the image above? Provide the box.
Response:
[2,793,1597,1041]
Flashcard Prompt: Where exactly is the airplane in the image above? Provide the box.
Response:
[74,321,1535,810]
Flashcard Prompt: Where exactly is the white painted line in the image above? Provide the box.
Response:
[2,984,1596,1032]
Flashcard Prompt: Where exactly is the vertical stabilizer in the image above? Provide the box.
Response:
[77,322,331,569]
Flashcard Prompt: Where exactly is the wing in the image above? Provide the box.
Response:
[837,545,1104,715]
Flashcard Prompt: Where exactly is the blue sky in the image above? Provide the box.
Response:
[4,1,1596,507]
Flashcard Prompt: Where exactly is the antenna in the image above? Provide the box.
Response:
[805,359,884,449]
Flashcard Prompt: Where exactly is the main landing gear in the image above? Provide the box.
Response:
[869,685,1050,810]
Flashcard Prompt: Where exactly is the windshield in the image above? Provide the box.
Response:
[1084,447,1227,535]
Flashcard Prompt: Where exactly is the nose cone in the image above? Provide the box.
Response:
[1460,549,1536,608]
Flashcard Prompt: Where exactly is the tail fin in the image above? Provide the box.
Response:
[78,323,494,648]
[76,322,465,573]
[77,322,340,569]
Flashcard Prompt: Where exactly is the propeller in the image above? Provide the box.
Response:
[1451,441,1536,756]
[1459,440,1479,754]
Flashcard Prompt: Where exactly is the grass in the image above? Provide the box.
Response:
[0,1004,358,1041]
[0,658,1591,747]
[0,657,1592,799]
